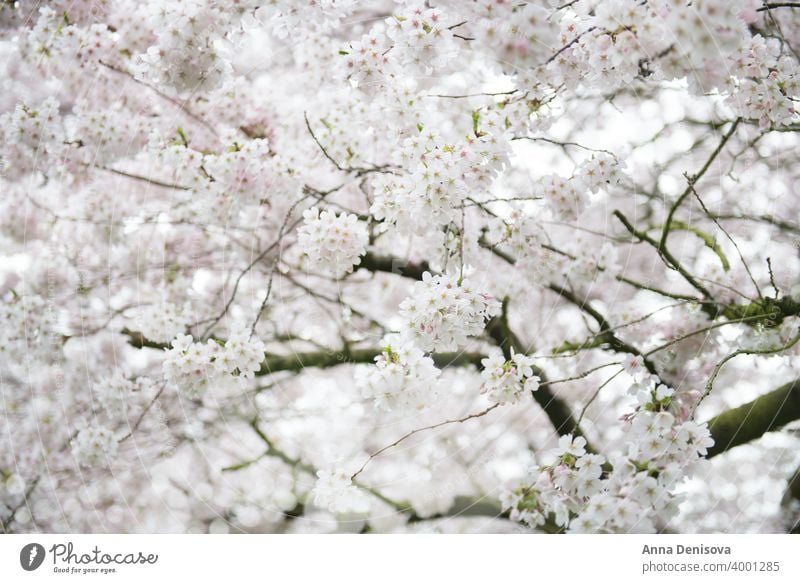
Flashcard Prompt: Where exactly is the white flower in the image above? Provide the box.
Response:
[355,335,441,411]
[553,464,579,492]
[136,301,189,344]
[575,454,605,481]
[312,469,370,514]
[385,5,459,75]
[633,381,675,409]
[631,411,675,439]
[93,372,134,417]
[552,434,587,459]
[575,153,623,194]
[627,474,667,509]
[5,474,26,496]
[636,435,670,460]
[399,272,500,352]
[626,373,658,396]
[479,348,539,405]
[655,384,675,402]
[219,328,266,378]
[676,421,715,457]
[163,330,265,396]
[72,426,118,467]
[621,354,645,379]
[297,207,368,277]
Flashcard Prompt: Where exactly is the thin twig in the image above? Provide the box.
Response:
[118,384,167,443]
[98,60,220,138]
[350,404,500,480]
[693,329,800,416]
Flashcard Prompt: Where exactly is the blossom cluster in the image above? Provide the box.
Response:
[536,173,588,221]
[135,0,235,92]
[0,293,59,368]
[68,99,150,166]
[19,6,119,71]
[250,0,357,41]
[2,0,799,535]
[502,369,715,533]
[0,97,63,180]
[342,3,459,95]
[137,301,190,344]
[140,131,303,219]
[312,468,370,514]
[385,5,459,77]
[479,349,540,405]
[355,336,441,412]
[72,426,119,468]
[163,330,266,397]
[546,0,755,94]
[575,153,624,194]
[727,35,800,129]
[371,124,510,233]
[92,372,157,418]
[297,207,369,277]
[399,272,501,352]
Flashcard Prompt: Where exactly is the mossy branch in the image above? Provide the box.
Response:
[121,329,485,375]
[255,347,484,376]
[705,378,800,458]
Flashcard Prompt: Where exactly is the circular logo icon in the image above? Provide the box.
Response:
[20,543,46,571]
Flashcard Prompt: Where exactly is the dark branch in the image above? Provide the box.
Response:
[359,252,432,280]
[485,300,590,443]
[255,347,484,376]
[757,2,800,11]
[547,283,660,376]
[705,378,800,458]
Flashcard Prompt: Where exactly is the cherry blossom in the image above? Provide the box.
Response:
[1,0,799,536]
[297,207,369,277]
[72,426,119,468]
[355,336,441,411]
[479,349,540,405]
[399,272,501,352]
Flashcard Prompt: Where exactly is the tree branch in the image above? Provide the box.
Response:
[359,251,432,280]
[255,347,485,376]
[547,283,659,376]
[485,300,590,443]
[757,2,800,11]
[478,236,660,375]
[121,328,484,374]
[705,378,800,458]
[346,252,590,442]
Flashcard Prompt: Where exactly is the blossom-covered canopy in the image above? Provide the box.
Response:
[1,0,799,534]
